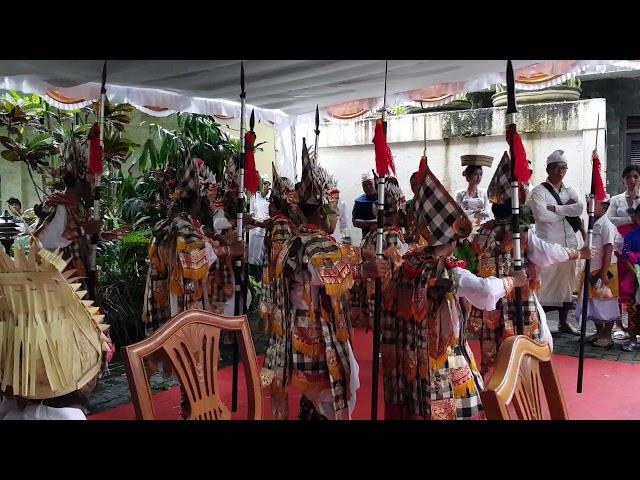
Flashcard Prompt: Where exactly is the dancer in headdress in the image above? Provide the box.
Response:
[261,139,389,420]
[381,157,528,420]
[34,171,99,295]
[255,163,301,418]
[143,157,244,333]
[467,152,594,377]
[351,176,409,330]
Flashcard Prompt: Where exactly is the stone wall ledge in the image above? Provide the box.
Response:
[319,98,606,147]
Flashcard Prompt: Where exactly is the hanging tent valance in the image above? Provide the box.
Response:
[2,59,638,180]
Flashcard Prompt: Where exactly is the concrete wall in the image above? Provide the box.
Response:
[582,78,640,194]
[313,99,606,244]
[0,161,42,213]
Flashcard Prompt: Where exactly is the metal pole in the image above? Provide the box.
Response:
[371,60,388,420]
[232,61,246,412]
[577,113,600,393]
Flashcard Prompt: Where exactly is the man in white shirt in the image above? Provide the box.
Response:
[248,176,271,280]
[528,149,585,335]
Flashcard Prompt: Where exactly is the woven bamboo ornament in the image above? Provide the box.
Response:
[0,247,108,400]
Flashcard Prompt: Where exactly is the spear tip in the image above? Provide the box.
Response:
[506,59,517,115]
[250,109,255,132]
[240,61,245,96]
[101,61,107,93]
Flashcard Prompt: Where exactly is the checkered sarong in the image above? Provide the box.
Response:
[180,157,200,196]
[143,262,171,334]
[209,259,234,305]
[381,255,484,419]
[414,165,470,245]
[143,213,209,334]
[261,217,295,326]
[264,232,354,417]
[470,221,540,373]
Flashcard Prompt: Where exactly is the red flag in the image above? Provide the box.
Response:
[88,123,103,179]
[416,155,428,183]
[592,152,607,201]
[244,131,260,194]
[506,129,531,185]
[372,119,396,177]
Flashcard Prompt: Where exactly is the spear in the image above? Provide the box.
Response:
[242,110,255,314]
[505,60,525,335]
[314,105,320,160]
[232,61,246,412]
[371,60,391,420]
[87,61,107,303]
[577,113,600,393]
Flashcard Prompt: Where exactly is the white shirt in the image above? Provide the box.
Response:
[590,215,621,272]
[36,205,73,249]
[527,229,573,268]
[528,180,584,248]
[249,193,270,265]
[249,193,271,237]
[607,192,640,227]
[332,201,349,242]
[454,268,508,311]
[0,397,86,420]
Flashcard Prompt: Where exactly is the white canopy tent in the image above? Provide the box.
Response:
[0,59,632,179]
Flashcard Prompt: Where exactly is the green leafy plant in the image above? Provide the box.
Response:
[0,91,46,136]
[248,275,262,311]
[97,230,151,348]
[131,113,239,179]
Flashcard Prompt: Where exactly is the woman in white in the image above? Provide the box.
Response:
[607,165,640,234]
[455,159,492,228]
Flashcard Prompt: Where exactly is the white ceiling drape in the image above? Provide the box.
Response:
[1,59,635,176]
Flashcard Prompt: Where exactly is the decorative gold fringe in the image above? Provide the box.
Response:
[292,338,325,358]
[429,351,449,371]
[181,264,209,281]
[336,328,349,343]
[327,363,343,380]
[323,277,355,297]
[453,378,477,398]
[176,238,205,252]
[272,319,284,338]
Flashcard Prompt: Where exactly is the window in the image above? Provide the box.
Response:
[627,116,640,165]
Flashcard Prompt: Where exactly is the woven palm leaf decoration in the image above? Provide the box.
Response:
[0,247,109,400]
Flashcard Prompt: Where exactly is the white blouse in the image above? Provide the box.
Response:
[455,188,492,224]
[606,192,640,227]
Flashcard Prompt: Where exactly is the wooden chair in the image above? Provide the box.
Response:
[123,310,263,420]
[480,335,569,420]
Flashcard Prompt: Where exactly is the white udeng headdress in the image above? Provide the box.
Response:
[547,149,567,166]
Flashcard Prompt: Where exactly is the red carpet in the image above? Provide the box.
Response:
[89,329,640,420]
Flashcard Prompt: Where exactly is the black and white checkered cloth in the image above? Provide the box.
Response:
[414,165,471,246]
[487,151,512,204]
[180,157,200,197]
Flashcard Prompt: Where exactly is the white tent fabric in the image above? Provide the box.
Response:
[0,59,626,176]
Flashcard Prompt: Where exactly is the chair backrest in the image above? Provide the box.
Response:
[123,310,263,420]
[479,335,568,420]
